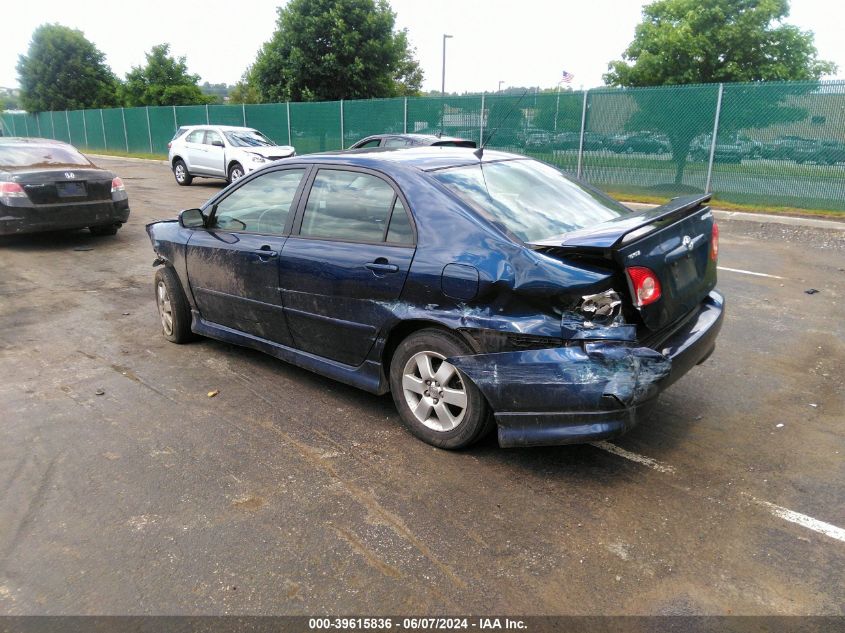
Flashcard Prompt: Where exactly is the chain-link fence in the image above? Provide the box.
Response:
[3,80,845,212]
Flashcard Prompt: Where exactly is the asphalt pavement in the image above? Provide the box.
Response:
[0,156,843,615]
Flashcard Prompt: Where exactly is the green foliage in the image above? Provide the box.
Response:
[228,81,261,104]
[121,44,213,107]
[604,0,837,183]
[532,89,581,133]
[16,23,119,112]
[605,0,837,86]
[251,0,423,102]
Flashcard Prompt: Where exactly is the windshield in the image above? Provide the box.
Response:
[0,144,94,169]
[433,159,630,242]
[223,130,276,148]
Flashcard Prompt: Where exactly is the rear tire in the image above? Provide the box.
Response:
[389,328,491,449]
[173,159,193,186]
[89,224,119,236]
[154,267,195,344]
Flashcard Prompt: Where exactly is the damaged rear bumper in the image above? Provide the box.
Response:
[448,291,724,447]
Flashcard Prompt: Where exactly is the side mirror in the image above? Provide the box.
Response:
[179,208,205,228]
[211,140,224,148]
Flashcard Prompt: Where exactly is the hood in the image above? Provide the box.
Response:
[240,146,296,159]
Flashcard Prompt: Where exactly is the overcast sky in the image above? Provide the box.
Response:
[3,0,844,94]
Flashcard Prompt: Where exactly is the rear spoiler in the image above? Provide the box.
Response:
[529,194,712,251]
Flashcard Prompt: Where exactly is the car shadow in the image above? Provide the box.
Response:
[0,229,123,252]
[195,336,695,481]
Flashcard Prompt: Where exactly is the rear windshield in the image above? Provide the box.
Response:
[224,130,275,148]
[433,159,630,242]
[0,144,94,169]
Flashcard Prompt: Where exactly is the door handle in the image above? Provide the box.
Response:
[254,246,278,259]
[365,260,399,274]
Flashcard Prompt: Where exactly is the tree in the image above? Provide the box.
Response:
[121,44,213,107]
[251,0,423,102]
[17,24,119,112]
[604,0,837,184]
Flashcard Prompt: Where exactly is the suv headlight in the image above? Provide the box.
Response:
[248,153,267,164]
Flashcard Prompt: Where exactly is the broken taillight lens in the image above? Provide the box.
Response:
[111,177,125,193]
[710,222,719,261]
[626,266,662,307]
[0,182,27,203]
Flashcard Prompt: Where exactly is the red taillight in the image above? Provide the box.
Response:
[626,266,662,307]
[710,222,719,262]
[167,142,172,149]
[0,182,26,198]
[111,177,125,193]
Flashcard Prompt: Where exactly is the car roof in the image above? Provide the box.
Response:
[292,146,522,172]
[179,125,258,132]
[360,133,471,143]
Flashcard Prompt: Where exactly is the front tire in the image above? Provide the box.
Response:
[154,267,195,344]
[173,159,193,186]
[228,162,245,184]
[389,329,491,449]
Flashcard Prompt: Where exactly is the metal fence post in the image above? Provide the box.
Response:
[205,104,210,124]
[173,105,177,131]
[286,102,292,146]
[82,112,88,148]
[576,89,589,179]
[24,115,29,137]
[479,93,485,146]
[100,109,107,148]
[242,103,246,126]
[403,97,408,133]
[36,115,41,137]
[146,106,153,153]
[10,113,17,136]
[121,107,129,152]
[340,99,344,149]
[705,83,724,194]
[65,110,71,144]
[50,111,56,139]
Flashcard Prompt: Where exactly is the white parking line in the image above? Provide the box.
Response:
[593,441,845,544]
[745,496,845,544]
[590,441,676,474]
[718,266,785,280]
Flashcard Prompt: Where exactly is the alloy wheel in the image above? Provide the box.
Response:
[156,281,174,336]
[402,351,467,432]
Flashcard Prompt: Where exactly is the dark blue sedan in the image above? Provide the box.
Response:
[147,147,723,449]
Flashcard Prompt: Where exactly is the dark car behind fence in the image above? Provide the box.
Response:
[3,80,845,212]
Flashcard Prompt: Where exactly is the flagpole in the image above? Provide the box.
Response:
[554,81,561,133]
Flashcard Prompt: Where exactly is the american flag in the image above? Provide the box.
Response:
[561,70,575,83]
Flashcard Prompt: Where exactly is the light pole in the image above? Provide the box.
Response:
[498,80,504,93]
[441,34,453,96]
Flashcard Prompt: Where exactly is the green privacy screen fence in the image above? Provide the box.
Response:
[2,80,845,212]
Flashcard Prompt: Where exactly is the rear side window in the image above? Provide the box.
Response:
[186,129,204,143]
[355,139,381,149]
[211,168,306,234]
[299,169,397,242]
[386,200,414,244]
[0,144,93,169]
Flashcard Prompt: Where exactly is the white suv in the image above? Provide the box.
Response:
[168,125,296,186]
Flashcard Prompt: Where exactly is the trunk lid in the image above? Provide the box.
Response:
[531,194,717,331]
[12,168,113,205]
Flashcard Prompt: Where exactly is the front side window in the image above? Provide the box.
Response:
[432,159,630,242]
[211,168,306,234]
[299,169,397,242]
[355,139,381,149]
[205,130,223,146]
[383,137,412,148]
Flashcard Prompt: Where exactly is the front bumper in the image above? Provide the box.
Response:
[0,199,130,235]
[448,291,725,447]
